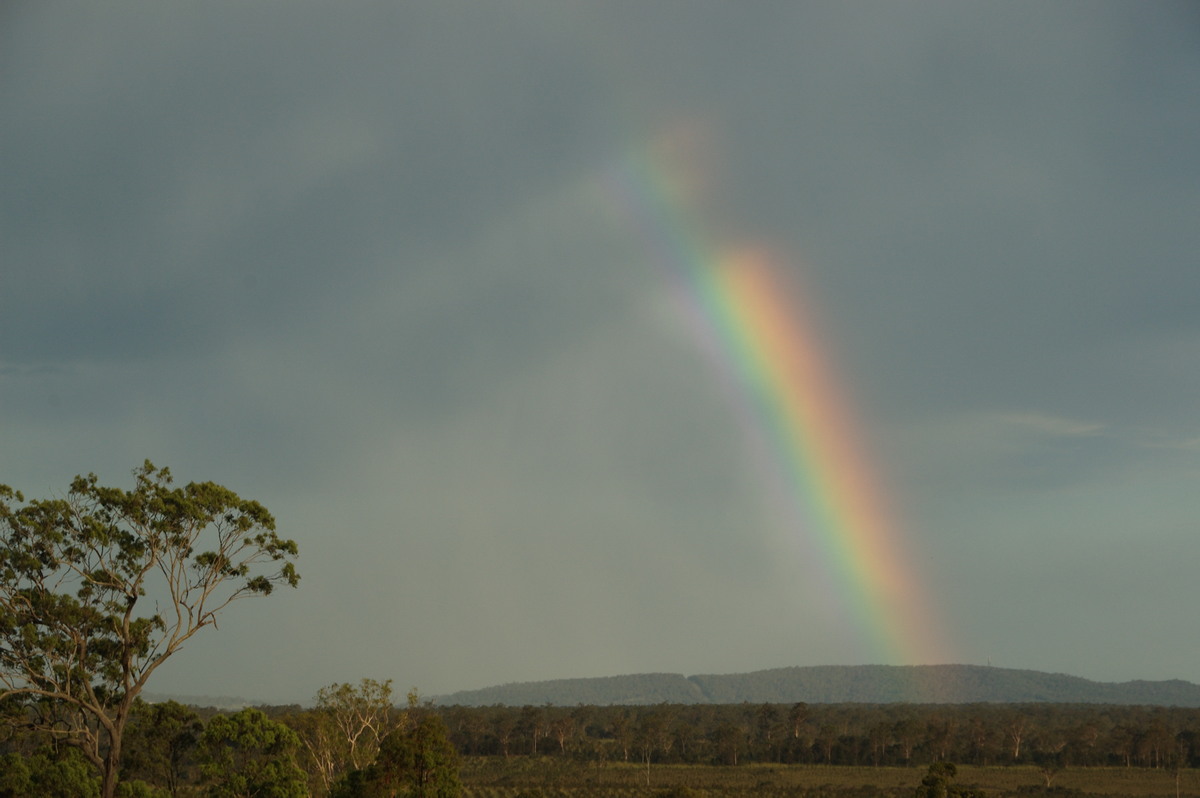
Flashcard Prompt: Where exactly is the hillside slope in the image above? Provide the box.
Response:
[434,665,1200,707]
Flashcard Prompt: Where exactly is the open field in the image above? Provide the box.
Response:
[460,759,1200,798]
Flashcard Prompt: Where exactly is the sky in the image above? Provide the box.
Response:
[2,2,1200,705]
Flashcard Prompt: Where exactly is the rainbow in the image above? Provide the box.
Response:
[602,133,949,667]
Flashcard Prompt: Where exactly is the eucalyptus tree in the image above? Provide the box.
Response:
[753,703,782,761]
[199,707,307,798]
[634,708,673,784]
[331,713,460,798]
[0,462,300,798]
[121,699,202,797]
[547,711,577,754]
[292,679,404,796]
[372,714,460,798]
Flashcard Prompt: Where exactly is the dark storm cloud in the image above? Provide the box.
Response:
[3,1,1200,699]
[694,2,1200,426]
[1,3,614,365]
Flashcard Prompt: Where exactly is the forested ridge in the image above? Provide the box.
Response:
[434,665,1200,708]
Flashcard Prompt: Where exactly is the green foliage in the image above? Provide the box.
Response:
[0,752,31,798]
[656,787,705,798]
[332,714,461,798]
[121,699,202,797]
[328,768,372,798]
[198,707,308,798]
[913,762,986,798]
[288,677,401,796]
[375,714,461,798]
[0,462,299,798]
[20,746,102,798]
[429,699,1200,772]
[453,757,1200,798]
[115,780,171,798]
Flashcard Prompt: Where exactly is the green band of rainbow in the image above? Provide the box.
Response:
[602,139,949,666]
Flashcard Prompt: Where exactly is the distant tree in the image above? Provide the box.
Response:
[19,746,102,798]
[927,715,957,762]
[1004,713,1028,761]
[291,679,400,795]
[963,716,992,766]
[121,700,202,797]
[328,769,372,798]
[549,712,576,754]
[788,702,809,739]
[1033,749,1064,791]
[286,710,338,796]
[672,720,701,763]
[457,707,490,757]
[1170,731,1192,798]
[609,711,633,762]
[867,720,892,767]
[115,781,170,798]
[754,704,781,761]
[333,713,460,798]
[893,717,922,766]
[712,722,744,766]
[0,751,30,797]
[635,709,672,784]
[914,761,955,798]
[0,463,300,798]
[1109,724,1137,768]
[816,724,839,765]
[198,707,307,798]
[516,705,546,756]
[491,709,515,760]
[913,761,986,798]
[375,714,460,798]
[320,679,399,771]
[569,705,593,742]
[1068,720,1103,766]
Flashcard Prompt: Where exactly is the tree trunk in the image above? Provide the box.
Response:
[102,728,122,798]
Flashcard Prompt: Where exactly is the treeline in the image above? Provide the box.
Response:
[0,681,459,798]
[6,686,1200,797]
[430,701,1199,770]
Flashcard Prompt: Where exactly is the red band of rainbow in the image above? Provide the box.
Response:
[602,135,950,667]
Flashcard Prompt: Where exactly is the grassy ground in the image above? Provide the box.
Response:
[459,758,1199,798]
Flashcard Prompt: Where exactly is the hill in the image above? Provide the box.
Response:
[433,665,1200,707]
[142,692,251,709]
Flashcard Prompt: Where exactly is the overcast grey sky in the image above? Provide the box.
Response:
[3,2,1200,704]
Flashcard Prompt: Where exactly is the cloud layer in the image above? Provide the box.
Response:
[3,2,1199,701]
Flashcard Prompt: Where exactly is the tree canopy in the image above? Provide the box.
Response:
[199,707,307,798]
[0,462,299,798]
[293,678,404,795]
[331,712,461,798]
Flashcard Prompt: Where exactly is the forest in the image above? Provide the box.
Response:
[6,682,1200,796]
[429,700,1200,770]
